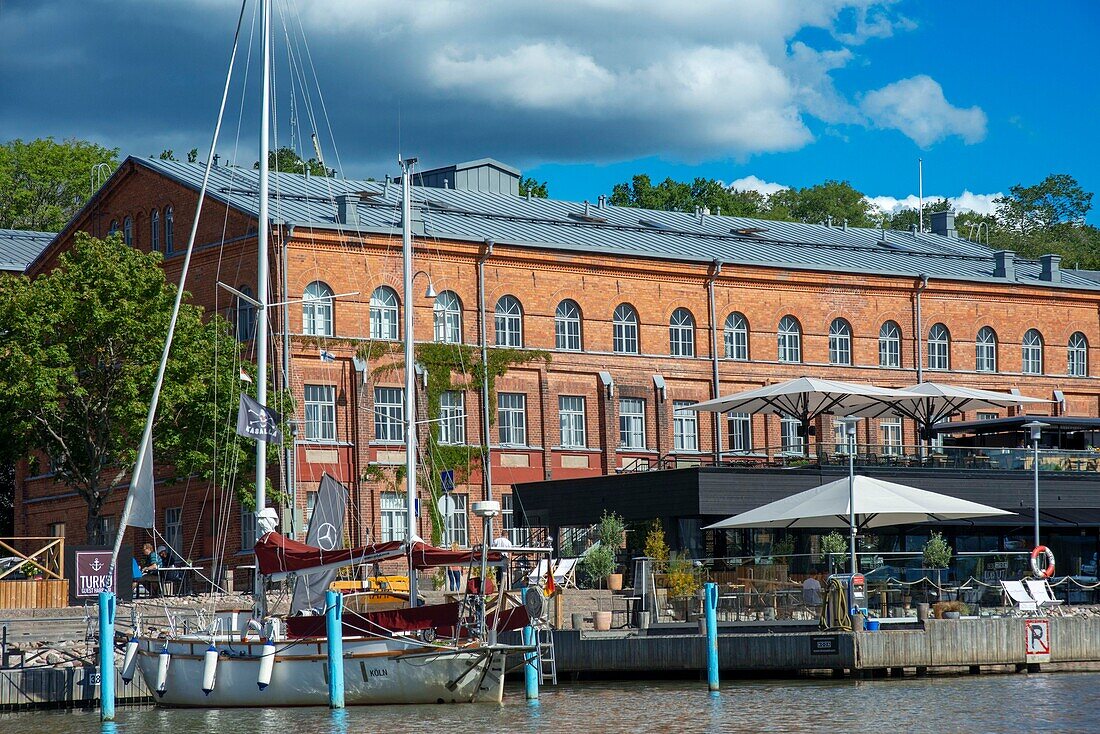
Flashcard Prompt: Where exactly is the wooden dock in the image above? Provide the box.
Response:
[0,665,151,710]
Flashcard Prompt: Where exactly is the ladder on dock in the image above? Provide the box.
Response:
[535,625,557,685]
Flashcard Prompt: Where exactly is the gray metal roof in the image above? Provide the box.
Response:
[133,156,1100,291]
[0,229,56,273]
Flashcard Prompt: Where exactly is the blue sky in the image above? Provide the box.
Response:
[1,1,1097,220]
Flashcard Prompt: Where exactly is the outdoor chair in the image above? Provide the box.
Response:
[1000,580,1038,612]
[1025,579,1065,607]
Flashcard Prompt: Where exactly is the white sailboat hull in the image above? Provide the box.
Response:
[135,634,507,707]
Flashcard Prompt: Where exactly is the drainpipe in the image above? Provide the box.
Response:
[478,238,495,507]
[914,274,929,384]
[707,260,723,464]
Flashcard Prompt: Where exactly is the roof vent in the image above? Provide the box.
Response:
[336,194,359,227]
[1040,253,1062,283]
[993,250,1016,280]
[597,194,606,209]
[930,210,957,239]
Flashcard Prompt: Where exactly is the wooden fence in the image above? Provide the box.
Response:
[0,537,69,610]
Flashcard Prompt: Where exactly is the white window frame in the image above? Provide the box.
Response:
[879,321,900,368]
[669,308,695,357]
[370,286,399,341]
[559,395,587,448]
[495,295,523,347]
[303,281,334,337]
[928,323,950,371]
[304,384,337,441]
[673,401,698,451]
[619,397,646,450]
[728,413,752,454]
[444,493,469,547]
[780,415,804,455]
[1022,329,1043,375]
[555,300,582,351]
[165,206,174,253]
[724,312,748,360]
[373,387,404,443]
[240,506,256,551]
[439,390,465,445]
[829,319,851,365]
[502,494,530,546]
[150,209,160,251]
[1069,332,1089,377]
[613,304,639,354]
[434,291,462,344]
[880,419,902,456]
[976,326,997,372]
[164,507,183,555]
[777,316,801,363]
[236,285,255,341]
[380,491,408,543]
[123,216,133,246]
[497,392,527,446]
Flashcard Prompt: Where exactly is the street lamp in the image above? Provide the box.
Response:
[838,416,863,575]
[1022,420,1049,549]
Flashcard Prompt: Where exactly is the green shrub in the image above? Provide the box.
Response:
[581,544,615,588]
[923,531,952,569]
[643,520,670,571]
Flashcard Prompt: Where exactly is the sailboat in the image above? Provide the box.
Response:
[109,0,531,707]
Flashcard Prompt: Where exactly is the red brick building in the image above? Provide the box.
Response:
[16,156,1100,566]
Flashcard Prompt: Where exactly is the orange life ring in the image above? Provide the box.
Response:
[1030,545,1056,578]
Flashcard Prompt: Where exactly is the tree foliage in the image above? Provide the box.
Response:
[767,180,875,227]
[0,137,119,231]
[0,233,282,543]
[610,174,767,216]
[519,177,548,198]
[995,174,1093,234]
[255,146,333,177]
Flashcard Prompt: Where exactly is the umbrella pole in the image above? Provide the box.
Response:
[848,433,857,575]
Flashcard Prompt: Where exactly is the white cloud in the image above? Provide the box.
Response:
[866,189,1002,216]
[860,75,987,147]
[728,175,789,196]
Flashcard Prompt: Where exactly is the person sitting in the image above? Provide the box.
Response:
[158,546,185,594]
[802,576,823,606]
[140,543,160,574]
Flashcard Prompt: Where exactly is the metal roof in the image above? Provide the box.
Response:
[0,229,55,273]
[133,157,1100,291]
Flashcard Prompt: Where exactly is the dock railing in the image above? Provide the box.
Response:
[0,537,68,610]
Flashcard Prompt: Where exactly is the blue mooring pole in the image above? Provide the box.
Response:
[325,590,345,709]
[704,582,719,693]
[522,625,539,702]
[98,591,117,721]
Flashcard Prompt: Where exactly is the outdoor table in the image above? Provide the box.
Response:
[612,594,641,628]
[155,566,202,596]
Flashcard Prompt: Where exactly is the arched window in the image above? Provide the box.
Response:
[669,308,695,357]
[494,295,523,347]
[165,206,174,253]
[878,321,900,368]
[724,312,749,360]
[1068,332,1089,377]
[777,316,801,363]
[236,285,255,341]
[828,318,852,365]
[927,323,950,370]
[150,209,160,251]
[302,281,334,336]
[975,326,997,372]
[555,299,582,351]
[433,291,462,344]
[369,286,399,341]
[1022,329,1043,374]
[123,216,133,246]
[108,219,119,235]
[613,304,639,354]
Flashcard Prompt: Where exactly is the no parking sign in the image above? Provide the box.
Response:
[1025,618,1051,662]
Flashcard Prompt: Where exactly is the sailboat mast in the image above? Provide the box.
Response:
[399,156,419,607]
[254,0,271,597]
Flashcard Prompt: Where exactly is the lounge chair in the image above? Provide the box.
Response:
[1001,580,1038,612]
[525,558,580,589]
[1025,579,1065,607]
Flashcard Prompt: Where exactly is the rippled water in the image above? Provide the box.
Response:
[2,674,1094,733]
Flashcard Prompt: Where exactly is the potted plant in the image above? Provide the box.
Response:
[666,554,700,621]
[581,544,615,589]
[643,519,670,573]
[923,530,952,594]
[596,511,626,591]
[819,531,847,574]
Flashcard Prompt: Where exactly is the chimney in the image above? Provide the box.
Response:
[993,250,1016,280]
[597,194,606,209]
[336,193,359,227]
[930,210,957,238]
[1040,253,1062,283]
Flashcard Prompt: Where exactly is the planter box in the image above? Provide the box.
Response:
[0,579,70,609]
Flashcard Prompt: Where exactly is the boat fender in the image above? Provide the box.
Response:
[257,639,276,691]
[155,646,171,697]
[262,616,281,641]
[241,616,262,643]
[1030,545,1056,578]
[202,644,218,695]
[121,637,140,684]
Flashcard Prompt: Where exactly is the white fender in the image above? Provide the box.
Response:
[241,616,262,643]
[257,639,276,691]
[155,646,171,697]
[201,644,218,695]
[121,637,140,684]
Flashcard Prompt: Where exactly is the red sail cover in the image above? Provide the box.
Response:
[285,601,531,639]
[254,532,504,576]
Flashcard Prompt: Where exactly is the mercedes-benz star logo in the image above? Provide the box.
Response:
[317,522,338,551]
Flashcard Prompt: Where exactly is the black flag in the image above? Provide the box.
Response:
[291,474,349,615]
[236,393,283,444]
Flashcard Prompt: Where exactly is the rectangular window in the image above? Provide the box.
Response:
[373,386,404,443]
[619,398,646,449]
[380,491,408,543]
[164,507,183,554]
[306,490,318,524]
[304,384,337,441]
[444,493,469,547]
[727,413,752,453]
[780,415,804,455]
[439,391,465,445]
[977,411,998,422]
[240,506,256,551]
[880,419,902,456]
[94,516,116,546]
[48,522,65,538]
[559,396,587,448]
[502,494,530,545]
[673,401,698,451]
[497,393,527,446]
[833,418,850,455]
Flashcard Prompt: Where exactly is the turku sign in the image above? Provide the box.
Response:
[65,545,133,604]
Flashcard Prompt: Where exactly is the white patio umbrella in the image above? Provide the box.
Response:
[705,475,1013,574]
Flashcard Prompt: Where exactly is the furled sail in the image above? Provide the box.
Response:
[290,474,348,614]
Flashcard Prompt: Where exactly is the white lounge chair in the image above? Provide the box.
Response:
[1025,579,1065,607]
[526,558,579,589]
[1001,580,1038,612]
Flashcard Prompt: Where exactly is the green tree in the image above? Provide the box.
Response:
[0,137,119,232]
[884,198,951,231]
[995,173,1093,234]
[767,180,874,227]
[158,149,177,161]
[519,177,548,198]
[0,232,282,543]
[255,147,333,177]
[610,174,767,217]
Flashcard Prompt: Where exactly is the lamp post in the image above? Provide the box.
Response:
[839,416,863,575]
[1022,420,1049,549]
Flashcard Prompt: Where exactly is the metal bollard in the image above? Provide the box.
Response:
[325,590,345,709]
[522,625,539,702]
[704,582,719,693]
[99,591,116,721]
